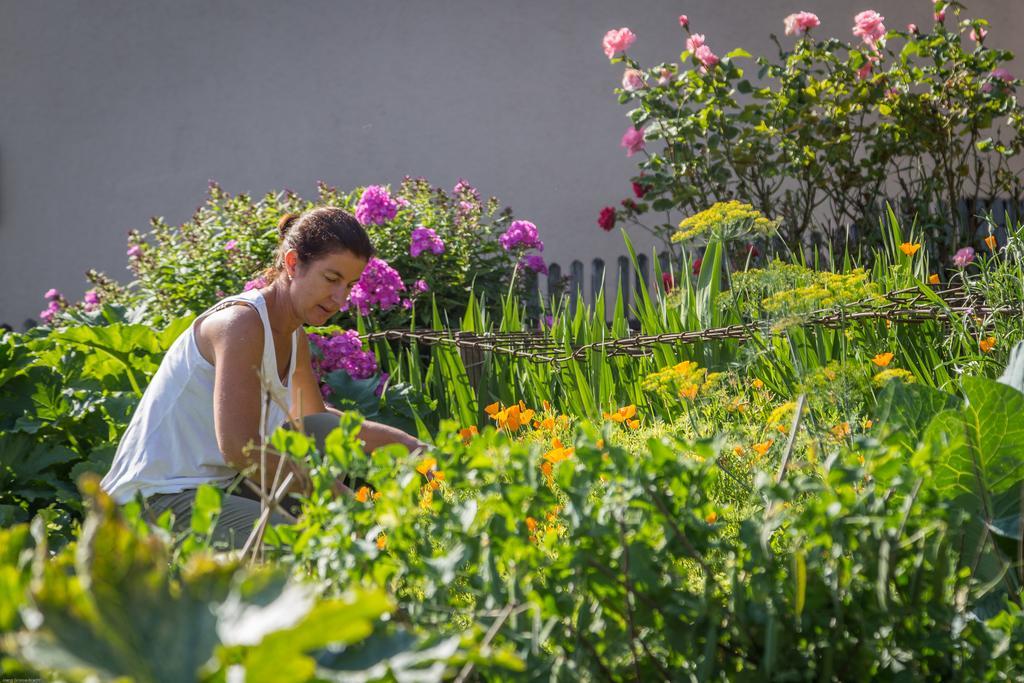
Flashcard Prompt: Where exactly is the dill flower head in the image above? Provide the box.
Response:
[673,201,780,244]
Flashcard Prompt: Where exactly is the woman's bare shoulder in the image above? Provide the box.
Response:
[194,303,264,365]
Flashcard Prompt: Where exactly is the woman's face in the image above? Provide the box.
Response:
[286,249,368,325]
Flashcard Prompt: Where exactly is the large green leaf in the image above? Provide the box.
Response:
[875,380,957,452]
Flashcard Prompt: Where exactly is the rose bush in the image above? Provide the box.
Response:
[601,1,1023,264]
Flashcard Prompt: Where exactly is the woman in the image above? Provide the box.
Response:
[100,207,422,548]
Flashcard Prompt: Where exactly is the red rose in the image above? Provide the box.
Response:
[598,206,616,231]
[632,181,649,198]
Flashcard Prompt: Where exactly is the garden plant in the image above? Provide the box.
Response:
[2,2,1024,681]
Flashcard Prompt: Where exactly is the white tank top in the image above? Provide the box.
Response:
[100,289,299,504]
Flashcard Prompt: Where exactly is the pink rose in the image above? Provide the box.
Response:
[620,128,646,157]
[784,11,821,36]
[657,67,672,86]
[686,33,705,53]
[602,27,636,59]
[694,45,720,71]
[622,68,646,91]
[907,23,918,33]
[857,58,876,80]
[852,10,886,47]
[934,9,945,22]
[678,14,689,29]
[970,27,988,42]
[992,67,1014,82]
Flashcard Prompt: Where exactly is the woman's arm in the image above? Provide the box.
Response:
[204,306,311,496]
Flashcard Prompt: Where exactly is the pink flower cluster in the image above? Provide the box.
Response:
[852,10,886,48]
[602,27,636,59]
[519,253,549,275]
[499,220,544,252]
[409,226,445,257]
[784,11,821,36]
[355,185,399,226]
[622,68,646,91]
[40,288,65,324]
[309,330,378,383]
[83,289,101,312]
[243,276,267,291]
[343,257,406,315]
[685,32,719,72]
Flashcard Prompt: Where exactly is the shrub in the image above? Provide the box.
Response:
[75,178,543,329]
[603,2,1023,262]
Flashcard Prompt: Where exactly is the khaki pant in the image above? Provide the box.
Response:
[142,412,343,550]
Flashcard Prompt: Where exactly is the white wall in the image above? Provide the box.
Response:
[1,0,1021,325]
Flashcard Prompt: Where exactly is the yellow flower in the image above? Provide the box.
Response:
[679,383,698,400]
[355,486,370,503]
[871,352,894,367]
[752,440,774,457]
[899,242,921,256]
[980,336,997,353]
[705,511,718,524]
[861,419,874,430]
[415,457,437,477]
[596,439,605,449]
[376,534,387,550]
[752,378,764,390]
[928,274,940,285]
[872,368,916,386]
[626,418,640,430]
[372,491,383,501]
[985,234,998,251]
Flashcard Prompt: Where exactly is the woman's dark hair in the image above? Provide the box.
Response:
[266,207,374,279]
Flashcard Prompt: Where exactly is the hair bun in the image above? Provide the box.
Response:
[277,213,299,241]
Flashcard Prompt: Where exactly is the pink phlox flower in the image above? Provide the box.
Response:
[694,45,720,71]
[224,239,238,251]
[622,68,646,91]
[401,298,413,310]
[852,10,886,47]
[342,257,406,314]
[413,279,429,293]
[83,290,101,311]
[686,33,706,53]
[519,254,548,275]
[374,373,390,398]
[44,288,61,300]
[992,67,1013,82]
[243,276,267,291]
[409,226,446,257]
[309,330,378,380]
[784,12,821,36]
[602,27,636,59]
[953,246,976,267]
[126,245,142,258]
[620,128,646,157]
[499,220,544,252]
[355,185,399,226]
[453,178,480,198]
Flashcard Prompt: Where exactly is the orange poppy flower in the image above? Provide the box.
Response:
[899,242,922,256]
[985,234,997,251]
[459,425,478,443]
[376,534,387,550]
[980,336,997,353]
[525,516,538,532]
[484,401,501,416]
[752,440,774,456]
[928,274,940,285]
[355,486,370,503]
[872,352,894,367]
[705,511,718,524]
